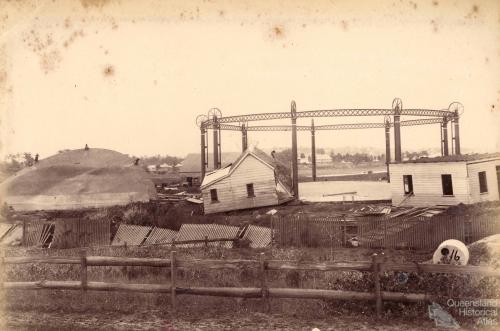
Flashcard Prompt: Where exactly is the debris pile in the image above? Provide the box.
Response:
[349,204,449,219]
[156,190,203,204]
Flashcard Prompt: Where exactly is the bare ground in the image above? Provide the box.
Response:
[2,309,489,331]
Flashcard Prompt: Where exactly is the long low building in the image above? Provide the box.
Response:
[390,153,500,207]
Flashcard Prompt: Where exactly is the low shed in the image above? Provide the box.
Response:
[200,148,292,214]
[390,153,500,207]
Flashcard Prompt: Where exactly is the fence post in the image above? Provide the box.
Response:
[170,250,177,313]
[1,249,5,287]
[270,216,274,250]
[384,218,387,249]
[372,253,382,318]
[259,252,270,312]
[80,249,87,291]
[204,235,208,248]
[22,220,26,246]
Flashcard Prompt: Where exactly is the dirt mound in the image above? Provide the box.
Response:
[0,149,156,211]
[37,148,133,168]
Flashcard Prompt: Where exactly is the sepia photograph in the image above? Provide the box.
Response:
[0,0,499,330]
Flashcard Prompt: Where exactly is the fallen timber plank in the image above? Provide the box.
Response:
[269,288,374,300]
[381,263,500,277]
[86,256,171,267]
[3,281,81,290]
[176,287,261,298]
[2,281,172,293]
[3,256,80,265]
[176,259,259,270]
[266,261,372,272]
[322,191,357,197]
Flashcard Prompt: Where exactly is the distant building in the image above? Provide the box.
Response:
[200,148,293,214]
[390,153,500,207]
[298,153,331,165]
[316,154,332,164]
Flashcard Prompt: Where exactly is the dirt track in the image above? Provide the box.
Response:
[1,309,494,331]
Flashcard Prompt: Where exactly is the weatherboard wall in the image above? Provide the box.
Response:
[389,162,469,207]
[466,158,500,203]
[202,154,279,214]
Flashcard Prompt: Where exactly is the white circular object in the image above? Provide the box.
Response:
[432,239,469,265]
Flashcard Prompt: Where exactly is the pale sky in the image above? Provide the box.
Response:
[0,0,499,159]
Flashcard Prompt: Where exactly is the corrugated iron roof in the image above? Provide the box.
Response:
[111,224,152,246]
[175,223,239,248]
[242,225,272,248]
[143,227,178,245]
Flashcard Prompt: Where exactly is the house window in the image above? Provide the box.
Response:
[478,171,488,193]
[210,189,219,202]
[403,175,413,195]
[246,183,255,197]
[441,174,454,196]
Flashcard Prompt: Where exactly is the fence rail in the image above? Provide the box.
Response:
[2,252,499,318]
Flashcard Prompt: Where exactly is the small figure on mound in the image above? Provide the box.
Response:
[84,144,89,151]
[134,158,140,166]
[34,154,39,163]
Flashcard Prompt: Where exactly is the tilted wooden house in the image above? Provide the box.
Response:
[390,153,500,207]
[200,148,293,214]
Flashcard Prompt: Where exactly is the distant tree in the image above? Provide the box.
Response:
[273,148,292,166]
[164,156,183,170]
[300,152,305,159]
[317,148,325,155]
[23,153,34,167]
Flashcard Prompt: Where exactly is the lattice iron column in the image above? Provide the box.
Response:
[441,117,449,156]
[448,102,463,156]
[241,123,248,152]
[393,98,402,162]
[291,101,299,198]
[453,113,460,155]
[311,119,317,182]
[384,117,391,183]
[213,115,221,169]
[200,127,206,180]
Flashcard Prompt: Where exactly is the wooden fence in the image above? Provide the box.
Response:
[2,252,500,318]
[272,215,500,249]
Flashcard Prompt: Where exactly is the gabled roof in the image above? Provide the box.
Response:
[201,148,276,189]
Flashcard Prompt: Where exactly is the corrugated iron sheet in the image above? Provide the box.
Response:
[175,224,239,248]
[112,224,152,246]
[242,225,272,248]
[24,222,44,246]
[143,227,178,245]
[24,222,54,247]
[50,218,110,248]
[0,224,22,246]
[0,223,15,240]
